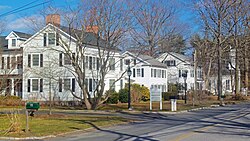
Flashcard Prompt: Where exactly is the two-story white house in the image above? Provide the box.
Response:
[18,14,125,101]
[122,51,168,92]
[157,52,203,94]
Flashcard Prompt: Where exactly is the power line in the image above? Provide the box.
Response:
[0,0,38,17]
[0,0,53,18]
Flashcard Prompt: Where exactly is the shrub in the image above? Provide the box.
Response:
[233,93,247,101]
[118,88,128,103]
[140,86,150,101]
[106,90,119,104]
[0,95,22,106]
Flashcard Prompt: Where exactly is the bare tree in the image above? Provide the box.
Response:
[195,0,241,101]
[129,0,176,57]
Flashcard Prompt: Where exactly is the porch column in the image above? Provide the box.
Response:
[11,78,14,96]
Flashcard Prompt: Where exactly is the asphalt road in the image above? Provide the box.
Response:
[45,103,250,141]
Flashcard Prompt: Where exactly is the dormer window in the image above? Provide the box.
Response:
[12,39,16,47]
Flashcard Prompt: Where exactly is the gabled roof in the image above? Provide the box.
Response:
[13,31,32,39]
[123,51,167,68]
[23,24,111,50]
[158,52,192,64]
[5,31,32,40]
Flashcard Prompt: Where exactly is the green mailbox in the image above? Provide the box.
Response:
[26,102,40,110]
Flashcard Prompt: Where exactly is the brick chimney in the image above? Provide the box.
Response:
[86,25,99,34]
[46,14,60,27]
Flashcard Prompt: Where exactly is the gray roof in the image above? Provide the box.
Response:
[127,52,167,68]
[13,31,32,39]
[59,26,107,48]
[168,52,192,63]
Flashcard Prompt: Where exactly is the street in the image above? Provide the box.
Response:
[47,103,250,141]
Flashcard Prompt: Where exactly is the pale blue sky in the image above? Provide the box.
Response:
[0,0,199,37]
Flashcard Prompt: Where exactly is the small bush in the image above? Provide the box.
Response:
[119,88,128,103]
[0,95,22,106]
[233,93,247,101]
[106,90,119,104]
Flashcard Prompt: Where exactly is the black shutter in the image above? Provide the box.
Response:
[133,68,135,77]
[141,68,144,77]
[28,54,31,67]
[40,79,43,92]
[89,79,92,92]
[7,57,10,69]
[59,53,63,66]
[59,78,62,92]
[40,54,43,67]
[43,33,47,46]
[72,78,75,92]
[27,79,30,92]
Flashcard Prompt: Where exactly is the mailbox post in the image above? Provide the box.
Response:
[25,102,40,132]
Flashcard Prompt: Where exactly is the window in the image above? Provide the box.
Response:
[190,70,194,77]
[89,57,92,70]
[137,69,141,77]
[154,69,156,77]
[151,69,153,77]
[40,79,43,92]
[165,60,176,66]
[97,58,100,70]
[133,68,135,77]
[198,69,202,79]
[226,80,230,90]
[109,58,115,70]
[162,70,165,78]
[64,54,71,65]
[17,56,22,69]
[11,56,16,68]
[72,78,75,92]
[59,78,62,92]
[179,70,182,77]
[109,79,115,90]
[32,79,39,91]
[32,54,39,66]
[64,79,71,91]
[141,68,144,77]
[12,39,16,47]
[93,57,96,70]
[48,33,55,45]
[7,57,10,69]
[56,33,59,46]
[157,69,161,78]
[125,59,130,65]
[43,33,47,46]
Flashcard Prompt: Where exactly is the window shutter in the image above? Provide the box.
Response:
[1,57,4,69]
[141,68,144,77]
[40,54,43,67]
[72,78,75,92]
[59,78,62,92]
[28,54,31,67]
[59,53,63,66]
[27,79,30,92]
[40,79,43,92]
[133,68,135,77]
[43,33,47,46]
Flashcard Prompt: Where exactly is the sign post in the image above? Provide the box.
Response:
[150,88,162,110]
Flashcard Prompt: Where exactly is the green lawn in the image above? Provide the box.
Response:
[0,114,128,137]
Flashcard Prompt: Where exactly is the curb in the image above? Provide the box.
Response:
[0,135,56,140]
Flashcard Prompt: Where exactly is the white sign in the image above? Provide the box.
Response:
[150,88,162,110]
